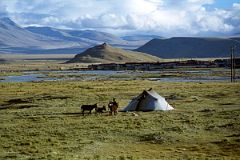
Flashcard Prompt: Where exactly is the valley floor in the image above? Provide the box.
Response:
[0,80,239,159]
[0,58,240,159]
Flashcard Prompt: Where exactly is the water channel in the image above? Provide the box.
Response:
[0,70,235,83]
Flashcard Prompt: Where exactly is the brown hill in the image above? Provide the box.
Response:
[67,43,161,63]
[135,37,240,58]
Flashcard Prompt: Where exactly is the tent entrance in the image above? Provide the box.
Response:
[135,91,147,111]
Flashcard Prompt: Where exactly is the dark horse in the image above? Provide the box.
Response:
[108,101,118,115]
[95,105,106,114]
[81,103,97,116]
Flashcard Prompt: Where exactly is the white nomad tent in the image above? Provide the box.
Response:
[122,89,174,111]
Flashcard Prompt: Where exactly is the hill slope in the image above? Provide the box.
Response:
[67,43,161,63]
[135,37,240,58]
[0,17,146,54]
[25,27,127,46]
[0,17,84,53]
[122,35,164,41]
[0,17,46,48]
[25,27,148,50]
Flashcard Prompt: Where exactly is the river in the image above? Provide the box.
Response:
[0,70,236,83]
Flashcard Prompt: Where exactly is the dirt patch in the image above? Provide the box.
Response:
[166,93,186,100]
[199,109,216,112]
[205,92,227,99]
[220,103,235,105]
[7,98,30,104]
[12,104,40,109]
[1,94,71,110]
[33,94,71,101]
[226,134,240,137]
[5,94,71,104]
[218,123,234,128]
[211,139,240,154]
[0,104,40,110]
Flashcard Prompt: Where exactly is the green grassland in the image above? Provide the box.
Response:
[0,53,88,72]
[0,80,240,159]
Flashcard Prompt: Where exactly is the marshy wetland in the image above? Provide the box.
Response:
[0,58,240,159]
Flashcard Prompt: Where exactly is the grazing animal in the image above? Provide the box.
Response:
[95,105,106,114]
[108,101,118,115]
[81,103,97,116]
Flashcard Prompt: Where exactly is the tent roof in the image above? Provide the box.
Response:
[145,90,165,100]
[121,89,174,112]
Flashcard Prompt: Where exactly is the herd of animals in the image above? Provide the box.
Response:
[81,98,118,116]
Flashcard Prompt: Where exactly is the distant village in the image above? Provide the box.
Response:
[88,58,240,71]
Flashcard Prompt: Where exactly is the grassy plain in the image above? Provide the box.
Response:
[0,80,240,159]
[0,56,239,159]
[0,53,87,73]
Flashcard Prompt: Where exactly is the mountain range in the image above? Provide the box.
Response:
[122,35,164,41]
[0,17,239,58]
[136,37,240,58]
[0,17,148,54]
[67,43,161,63]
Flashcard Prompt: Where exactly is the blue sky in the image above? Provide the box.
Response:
[210,0,239,9]
[0,0,239,36]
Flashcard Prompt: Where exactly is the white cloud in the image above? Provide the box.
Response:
[0,0,239,36]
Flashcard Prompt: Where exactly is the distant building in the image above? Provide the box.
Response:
[214,57,240,68]
[88,60,218,71]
